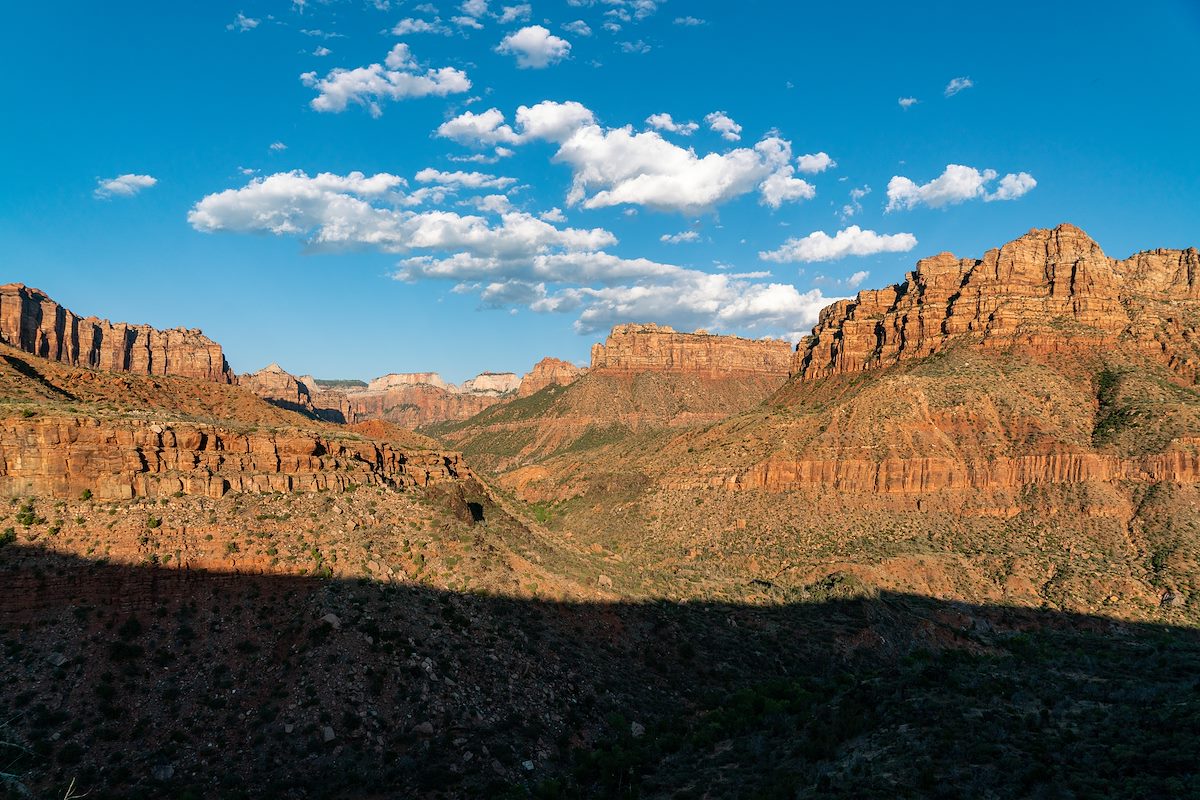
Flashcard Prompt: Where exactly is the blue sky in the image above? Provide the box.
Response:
[3,1,1198,382]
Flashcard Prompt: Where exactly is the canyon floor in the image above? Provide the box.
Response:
[2,225,1200,798]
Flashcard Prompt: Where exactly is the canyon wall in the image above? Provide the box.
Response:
[517,357,585,397]
[243,367,517,428]
[0,415,470,500]
[793,224,1200,380]
[0,283,234,383]
[590,324,793,378]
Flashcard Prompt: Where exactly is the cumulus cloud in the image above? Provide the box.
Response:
[461,0,488,16]
[190,169,831,337]
[300,43,470,116]
[985,171,1037,202]
[674,16,705,25]
[846,270,870,288]
[538,274,833,335]
[759,168,815,209]
[563,20,592,36]
[496,25,571,68]
[704,111,742,141]
[94,174,158,200]
[898,96,918,109]
[645,113,698,135]
[188,170,612,257]
[886,164,1036,211]
[414,168,516,189]
[796,152,836,174]
[269,141,288,151]
[944,76,973,97]
[436,108,522,146]
[439,100,814,214]
[660,230,699,244]
[759,226,917,263]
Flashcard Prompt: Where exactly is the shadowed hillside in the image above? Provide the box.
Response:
[2,546,1199,799]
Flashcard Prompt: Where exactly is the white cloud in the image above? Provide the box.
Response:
[554,124,795,213]
[759,226,917,263]
[759,169,815,209]
[563,20,592,36]
[660,230,699,244]
[886,164,1035,211]
[539,207,566,223]
[705,111,742,141]
[796,151,836,174]
[944,76,973,97]
[841,185,870,219]
[300,44,470,117]
[313,46,332,56]
[496,25,571,68]
[269,141,288,151]
[414,168,516,189]
[538,275,834,335]
[673,16,705,25]
[496,3,531,23]
[94,174,158,200]
[452,15,484,28]
[188,170,613,258]
[985,171,1037,202]
[515,100,596,142]
[392,17,450,34]
[437,108,522,145]
[619,40,650,54]
[898,96,918,109]
[461,0,488,16]
[191,169,832,337]
[846,270,870,288]
[227,12,259,31]
[645,113,698,135]
[440,100,809,214]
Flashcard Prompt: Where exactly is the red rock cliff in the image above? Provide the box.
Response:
[793,224,1200,381]
[0,283,233,383]
[517,357,585,397]
[590,324,792,378]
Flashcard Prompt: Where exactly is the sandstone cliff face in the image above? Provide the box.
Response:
[591,324,792,378]
[793,224,1200,381]
[0,415,470,500]
[517,357,585,397]
[461,372,521,396]
[240,363,315,415]
[0,283,233,383]
[244,367,517,428]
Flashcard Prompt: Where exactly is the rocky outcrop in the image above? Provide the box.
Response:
[693,447,1200,494]
[518,358,585,397]
[244,367,519,428]
[0,283,233,383]
[0,415,470,500]
[461,372,521,396]
[590,324,792,378]
[240,363,316,415]
[793,224,1200,381]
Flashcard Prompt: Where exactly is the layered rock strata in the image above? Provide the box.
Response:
[0,283,233,383]
[0,415,470,500]
[517,358,585,397]
[590,324,793,378]
[793,224,1200,381]
[243,367,519,428]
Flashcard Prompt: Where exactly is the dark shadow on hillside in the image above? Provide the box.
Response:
[2,545,1198,800]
